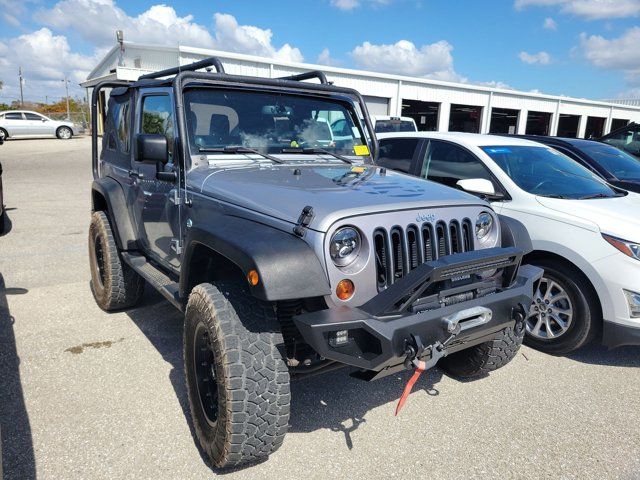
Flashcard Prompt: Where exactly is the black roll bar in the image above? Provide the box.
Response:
[277,71,329,85]
[138,57,226,80]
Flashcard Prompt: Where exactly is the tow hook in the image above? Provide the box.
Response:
[512,304,526,336]
[396,319,462,416]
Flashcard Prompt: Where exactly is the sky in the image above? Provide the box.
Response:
[1,0,640,104]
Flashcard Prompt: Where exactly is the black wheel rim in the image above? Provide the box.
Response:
[93,234,106,287]
[193,322,219,426]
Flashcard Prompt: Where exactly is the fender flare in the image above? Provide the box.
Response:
[499,215,532,254]
[91,178,139,250]
[180,216,331,301]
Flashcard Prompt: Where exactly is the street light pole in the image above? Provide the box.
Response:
[62,76,70,121]
[18,67,24,107]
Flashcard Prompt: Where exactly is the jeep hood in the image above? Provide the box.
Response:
[189,162,485,232]
[536,192,640,241]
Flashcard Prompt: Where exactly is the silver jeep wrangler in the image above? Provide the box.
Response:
[88,57,542,469]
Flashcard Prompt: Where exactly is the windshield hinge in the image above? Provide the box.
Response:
[170,239,183,255]
[293,206,314,237]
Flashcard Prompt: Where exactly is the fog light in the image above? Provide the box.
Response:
[624,290,640,318]
[329,330,350,347]
[336,279,355,301]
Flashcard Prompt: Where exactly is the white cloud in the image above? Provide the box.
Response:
[580,27,640,85]
[316,48,341,66]
[0,28,98,102]
[330,0,392,10]
[543,17,558,29]
[350,39,466,82]
[515,0,640,20]
[519,50,552,65]
[474,80,514,90]
[34,0,215,48]
[212,13,302,62]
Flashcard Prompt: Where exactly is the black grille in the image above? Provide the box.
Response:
[375,219,474,291]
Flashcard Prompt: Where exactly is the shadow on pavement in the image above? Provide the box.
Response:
[0,274,35,480]
[124,289,446,459]
[566,343,640,367]
[0,209,13,237]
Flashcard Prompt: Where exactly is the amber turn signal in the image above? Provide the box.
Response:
[336,279,355,301]
[247,269,259,286]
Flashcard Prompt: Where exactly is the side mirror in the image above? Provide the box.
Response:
[42,118,47,122]
[136,134,168,164]
[457,178,498,197]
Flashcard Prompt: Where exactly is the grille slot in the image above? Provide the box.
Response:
[374,218,474,290]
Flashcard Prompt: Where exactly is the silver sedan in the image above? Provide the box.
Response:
[0,110,84,140]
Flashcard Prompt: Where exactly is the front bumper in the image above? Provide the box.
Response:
[294,247,542,379]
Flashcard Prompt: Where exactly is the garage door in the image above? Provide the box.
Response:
[364,96,390,116]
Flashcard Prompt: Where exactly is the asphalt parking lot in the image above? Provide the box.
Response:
[1,137,640,479]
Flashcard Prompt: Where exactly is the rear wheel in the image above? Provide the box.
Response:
[184,282,290,469]
[88,211,144,310]
[56,126,72,140]
[0,128,7,142]
[440,325,524,378]
[524,259,599,354]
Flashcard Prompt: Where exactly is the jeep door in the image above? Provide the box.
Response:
[130,89,182,271]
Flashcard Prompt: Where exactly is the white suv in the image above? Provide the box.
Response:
[378,131,640,353]
[0,110,83,141]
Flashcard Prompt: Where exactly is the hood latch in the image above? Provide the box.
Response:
[293,206,314,237]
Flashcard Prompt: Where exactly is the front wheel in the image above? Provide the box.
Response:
[524,260,599,354]
[439,325,524,378]
[184,283,290,469]
[56,126,72,139]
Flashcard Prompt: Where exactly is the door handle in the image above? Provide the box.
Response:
[128,170,144,179]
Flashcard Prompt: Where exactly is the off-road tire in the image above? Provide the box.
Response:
[524,259,600,355]
[439,325,524,378]
[0,211,5,234]
[56,126,72,140]
[184,283,290,469]
[88,211,144,311]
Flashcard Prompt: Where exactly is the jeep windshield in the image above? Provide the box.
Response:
[482,145,623,199]
[184,88,368,158]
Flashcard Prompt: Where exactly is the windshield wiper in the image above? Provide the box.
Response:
[539,194,566,199]
[198,146,284,164]
[281,147,353,164]
[579,193,611,200]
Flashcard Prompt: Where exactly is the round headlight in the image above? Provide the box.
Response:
[330,227,361,267]
[476,212,494,240]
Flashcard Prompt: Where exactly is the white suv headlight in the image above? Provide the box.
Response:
[602,234,640,261]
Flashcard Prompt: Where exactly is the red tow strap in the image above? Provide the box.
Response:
[395,360,426,416]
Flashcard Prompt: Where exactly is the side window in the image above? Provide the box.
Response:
[5,113,23,120]
[116,102,130,153]
[141,95,174,160]
[422,140,493,189]
[24,113,43,121]
[377,138,419,173]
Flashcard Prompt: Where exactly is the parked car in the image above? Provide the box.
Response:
[505,136,640,194]
[88,58,540,468]
[0,110,83,140]
[0,135,4,233]
[378,131,640,354]
[373,115,418,133]
[600,122,640,159]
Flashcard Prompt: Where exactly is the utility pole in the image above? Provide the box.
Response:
[45,95,49,104]
[18,67,24,107]
[62,76,70,120]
